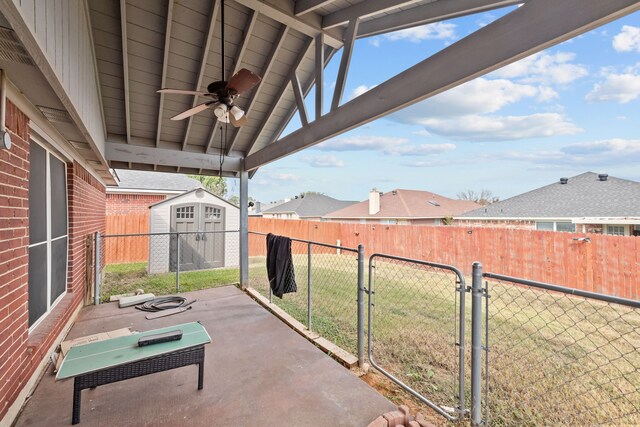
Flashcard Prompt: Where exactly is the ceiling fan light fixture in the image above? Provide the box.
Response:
[213,103,228,119]
[229,106,244,120]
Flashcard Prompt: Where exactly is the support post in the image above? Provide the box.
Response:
[176,234,181,292]
[471,262,483,426]
[307,242,312,330]
[357,244,365,367]
[239,163,249,289]
[94,232,101,305]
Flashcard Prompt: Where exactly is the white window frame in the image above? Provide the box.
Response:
[535,221,575,232]
[606,225,627,236]
[28,140,69,333]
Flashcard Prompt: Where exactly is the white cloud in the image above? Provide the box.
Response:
[585,72,640,104]
[348,84,378,100]
[394,78,539,121]
[386,143,456,156]
[316,135,453,157]
[536,86,559,102]
[613,25,640,53]
[419,113,582,141]
[491,52,588,85]
[500,139,640,167]
[383,22,456,43]
[301,155,344,168]
[317,135,407,152]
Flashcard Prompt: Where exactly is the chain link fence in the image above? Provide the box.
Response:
[247,232,362,355]
[368,254,467,421]
[479,271,640,426]
[97,231,239,302]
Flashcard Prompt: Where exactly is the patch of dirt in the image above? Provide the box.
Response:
[361,370,451,427]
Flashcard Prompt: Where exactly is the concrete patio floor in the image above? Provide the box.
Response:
[15,286,395,426]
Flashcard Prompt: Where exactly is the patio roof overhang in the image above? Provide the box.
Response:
[1,0,637,182]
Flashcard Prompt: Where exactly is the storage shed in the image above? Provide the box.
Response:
[148,189,239,274]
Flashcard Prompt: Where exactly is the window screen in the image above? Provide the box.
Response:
[28,245,48,327]
[51,237,68,303]
[50,156,68,239]
[29,143,47,245]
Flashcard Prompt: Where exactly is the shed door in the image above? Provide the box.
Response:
[171,204,198,271]
[170,202,226,271]
[200,204,225,268]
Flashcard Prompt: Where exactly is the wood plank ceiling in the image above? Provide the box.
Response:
[88,0,521,176]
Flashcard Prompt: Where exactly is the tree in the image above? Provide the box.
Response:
[227,195,255,207]
[299,191,325,198]
[188,175,227,197]
[457,189,499,206]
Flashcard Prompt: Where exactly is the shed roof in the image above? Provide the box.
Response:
[459,172,640,219]
[149,187,238,210]
[111,169,203,192]
[262,194,356,217]
[325,189,479,219]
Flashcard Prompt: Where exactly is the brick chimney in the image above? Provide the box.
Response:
[369,189,380,215]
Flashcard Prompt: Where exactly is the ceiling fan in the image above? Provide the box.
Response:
[157,0,260,128]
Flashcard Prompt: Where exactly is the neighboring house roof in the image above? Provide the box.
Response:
[262,194,357,218]
[459,172,640,219]
[149,188,238,210]
[109,169,203,193]
[325,189,480,219]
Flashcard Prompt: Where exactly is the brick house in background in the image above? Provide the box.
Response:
[324,189,480,225]
[106,170,202,234]
[457,172,640,236]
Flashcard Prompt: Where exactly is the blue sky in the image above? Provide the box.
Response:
[238,8,640,204]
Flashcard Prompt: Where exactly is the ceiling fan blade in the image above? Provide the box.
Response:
[158,88,210,96]
[170,102,213,120]
[227,68,261,95]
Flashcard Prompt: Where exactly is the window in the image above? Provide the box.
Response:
[204,206,221,219]
[607,225,626,236]
[556,222,576,233]
[176,206,194,219]
[28,141,68,329]
[536,221,575,232]
[536,222,554,231]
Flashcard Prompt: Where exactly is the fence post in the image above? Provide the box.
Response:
[176,233,181,293]
[471,262,483,426]
[94,232,101,305]
[357,244,365,368]
[307,242,312,330]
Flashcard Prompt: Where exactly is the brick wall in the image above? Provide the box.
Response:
[0,101,107,422]
[106,193,165,215]
[0,100,30,421]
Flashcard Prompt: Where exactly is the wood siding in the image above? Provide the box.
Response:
[16,0,106,154]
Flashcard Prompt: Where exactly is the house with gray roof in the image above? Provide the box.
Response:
[261,194,357,221]
[457,172,640,236]
[107,170,203,217]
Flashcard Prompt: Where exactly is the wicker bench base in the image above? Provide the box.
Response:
[72,345,205,425]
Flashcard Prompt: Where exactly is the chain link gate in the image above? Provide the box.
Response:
[367,253,467,421]
[474,266,640,427]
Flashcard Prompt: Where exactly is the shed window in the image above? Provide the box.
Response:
[176,206,194,219]
[205,206,221,219]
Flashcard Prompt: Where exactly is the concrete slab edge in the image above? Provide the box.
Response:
[244,287,358,368]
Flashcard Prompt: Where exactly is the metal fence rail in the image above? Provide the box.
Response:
[368,253,467,421]
[247,231,364,362]
[479,270,640,426]
[96,230,240,301]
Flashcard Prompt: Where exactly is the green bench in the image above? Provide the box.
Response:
[57,322,211,425]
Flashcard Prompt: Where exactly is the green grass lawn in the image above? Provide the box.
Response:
[102,262,239,302]
[103,255,640,426]
[248,254,640,427]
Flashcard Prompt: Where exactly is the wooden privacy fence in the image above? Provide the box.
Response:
[249,217,640,300]
[105,213,149,264]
